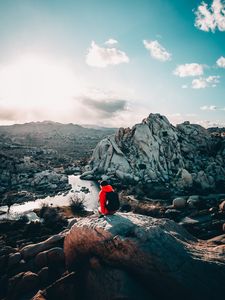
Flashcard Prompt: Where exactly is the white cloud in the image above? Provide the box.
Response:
[167,113,225,128]
[200,105,225,111]
[192,79,207,89]
[105,38,118,45]
[173,63,204,77]
[200,105,217,110]
[192,76,220,89]
[207,75,220,82]
[182,84,188,89]
[216,56,225,68]
[194,0,225,32]
[196,119,225,128]
[86,41,129,68]
[143,40,171,62]
[167,113,199,126]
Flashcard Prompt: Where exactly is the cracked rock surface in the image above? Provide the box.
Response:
[64,212,225,300]
[81,114,225,195]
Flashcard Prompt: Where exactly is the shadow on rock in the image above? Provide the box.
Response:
[63,212,225,300]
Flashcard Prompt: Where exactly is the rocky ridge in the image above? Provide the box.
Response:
[81,113,225,195]
[0,121,116,162]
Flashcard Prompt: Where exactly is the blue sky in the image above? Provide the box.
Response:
[0,0,224,127]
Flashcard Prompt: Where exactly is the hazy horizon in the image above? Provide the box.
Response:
[0,0,224,128]
[0,115,224,129]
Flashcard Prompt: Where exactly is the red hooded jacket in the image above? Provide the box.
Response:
[99,184,115,215]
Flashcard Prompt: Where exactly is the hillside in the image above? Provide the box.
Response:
[0,121,115,198]
[0,121,116,161]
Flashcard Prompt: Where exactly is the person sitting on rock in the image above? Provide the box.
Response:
[98,180,119,216]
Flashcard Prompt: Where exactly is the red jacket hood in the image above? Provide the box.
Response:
[101,185,113,192]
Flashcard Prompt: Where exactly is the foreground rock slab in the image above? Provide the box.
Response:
[64,212,225,300]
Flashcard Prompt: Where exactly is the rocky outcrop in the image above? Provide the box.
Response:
[20,233,66,260]
[8,271,39,299]
[0,153,71,202]
[2,212,224,300]
[0,230,67,300]
[64,212,225,300]
[81,114,225,195]
[32,272,77,300]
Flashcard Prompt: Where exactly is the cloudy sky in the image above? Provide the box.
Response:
[0,0,224,127]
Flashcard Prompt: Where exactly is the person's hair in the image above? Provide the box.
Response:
[100,180,109,187]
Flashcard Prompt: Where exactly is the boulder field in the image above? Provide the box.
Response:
[1,212,224,300]
[81,113,225,195]
[0,151,71,203]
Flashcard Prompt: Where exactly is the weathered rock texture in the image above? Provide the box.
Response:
[81,114,225,194]
[0,152,71,201]
[64,212,225,300]
[0,229,67,300]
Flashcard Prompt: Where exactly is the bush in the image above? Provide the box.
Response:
[16,214,29,225]
[39,204,67,231]
[69,194,86,215]
[25,221,42,237]
[39,203,50,218]
[11,215,29,230]
[120,203,132,212]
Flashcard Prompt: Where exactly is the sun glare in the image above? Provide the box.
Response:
[0,55,81,112]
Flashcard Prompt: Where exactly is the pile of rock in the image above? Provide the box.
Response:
[0,153,71,203]
[0,232,66,300]
[177,196,225,239]
[31,171,71,194]
[81,114,225,195]
[120,192,225,240]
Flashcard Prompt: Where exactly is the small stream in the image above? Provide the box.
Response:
[0,175,100,220]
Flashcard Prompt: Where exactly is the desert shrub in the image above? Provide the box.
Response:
[3,195,13,213]
[25,221,42,237]
[39,204,67,231]
[16,214,29,225]
[39,203,50,218]
[69,194,86,215]
[120,203,132,212]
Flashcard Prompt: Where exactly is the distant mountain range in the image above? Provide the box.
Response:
[0,120,116,136]
[0,121,116,161]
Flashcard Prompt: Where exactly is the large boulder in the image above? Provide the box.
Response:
[81,113,225,195]
[64,212,225,300]
[35,247,65,269]
[8,271,39,299]
[32,272,77,300]
[172,197,187,208]
[20,232,66,260]
[219,200,225,211]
